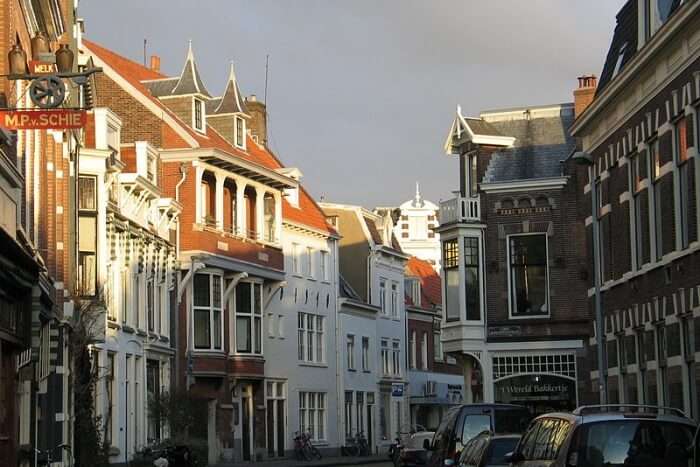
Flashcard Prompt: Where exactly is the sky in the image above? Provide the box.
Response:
[79,0,626,208]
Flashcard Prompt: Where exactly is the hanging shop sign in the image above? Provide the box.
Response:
[0,109,86,130]
[28,60,58,75]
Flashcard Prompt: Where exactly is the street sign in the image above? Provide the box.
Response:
[391,383,404,398]
[0,110,86,129]
[28,60,58,75]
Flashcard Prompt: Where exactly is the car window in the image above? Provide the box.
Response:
[483,437,520,465]
[433,408,458,451]
[459,438,478,464]
[461,438,486,467]
[518,420,542,460]
[577,420,693,466]
[494,408,531,434]
[461,414,492,444]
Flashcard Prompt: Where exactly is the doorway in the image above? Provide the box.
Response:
[266,381,286,457]
[241,384,255,461]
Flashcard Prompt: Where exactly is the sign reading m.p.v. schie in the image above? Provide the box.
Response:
[0,110,86,130]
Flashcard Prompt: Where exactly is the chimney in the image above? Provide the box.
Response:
[245,94,267,146]
[574,75,597,118]
[150,55,161,73]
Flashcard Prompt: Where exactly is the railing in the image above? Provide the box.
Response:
[439,195,480,224]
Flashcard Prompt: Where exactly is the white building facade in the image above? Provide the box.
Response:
[389,185,441,269]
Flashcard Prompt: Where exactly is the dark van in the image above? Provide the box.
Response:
[424,404,531,467]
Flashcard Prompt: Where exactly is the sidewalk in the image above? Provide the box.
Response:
[213,454,388,467]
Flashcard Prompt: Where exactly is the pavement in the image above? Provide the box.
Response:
[214,456,390,467]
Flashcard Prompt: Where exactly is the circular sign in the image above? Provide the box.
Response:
[29,76,66,109]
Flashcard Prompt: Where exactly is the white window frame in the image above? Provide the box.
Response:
[381,339,390,376]
[392,340,401,376]
[299,392,326,441]
[409,331,417,370]
[234,280,263,355]
[235,115,246,149]
[298,312,325,364]
[347,334,355,370]
[390,282,398,318]
[506,233,551,320]
[421,332,428,370]
[292,243,301,275]
[320,250,330,282]
[306,246,314,279]
[433,331,443,362]
[362,337,370,371]
[192,271,224,351]
[379,279,387,315]
[193,97,206,133]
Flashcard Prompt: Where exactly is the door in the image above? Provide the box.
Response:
[367,404,374,454]
[265,381,286,458]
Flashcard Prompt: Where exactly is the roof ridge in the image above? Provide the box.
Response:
[83,38,166,80]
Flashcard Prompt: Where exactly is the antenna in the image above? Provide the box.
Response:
[143,38,147,66]
[264,54,270,104]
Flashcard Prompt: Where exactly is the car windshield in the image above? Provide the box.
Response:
[484,437,520,465]
[577,420,693,467]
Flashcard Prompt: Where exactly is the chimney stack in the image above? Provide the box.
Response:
[574,75,597,118]
[150,55,161,73]
[245,94,268,146]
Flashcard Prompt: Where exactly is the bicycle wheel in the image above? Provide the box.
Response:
[311,446,322,460]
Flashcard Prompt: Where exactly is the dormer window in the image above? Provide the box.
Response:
[235,115,246,149]
[193,98,205,132]
[643,0,683,41]
[612,42,628,78]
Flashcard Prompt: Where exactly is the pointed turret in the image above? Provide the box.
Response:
[171,40,210,97]
[211,62,248,115]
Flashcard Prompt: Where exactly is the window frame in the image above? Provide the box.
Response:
[193,97,205,133]
[299,391,326,441]
[235,115,246,149]
[346,334,355,370]
[298,312,325,364]
[235,280,263,355]
[507,233,550,319]
[78,175,98,296]
[192,271,224,351]
[361,337,370,371]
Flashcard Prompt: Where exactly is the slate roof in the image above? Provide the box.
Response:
[596,0,638,94]
[482,106,575,183]
[364,215,383,245]
[210,63,248,115]
[143,77,178,97]
[339,274,362,300]
[170,43,211,97]
[83,39,336,237]
[405,257,441,309]
[465,117,503,137]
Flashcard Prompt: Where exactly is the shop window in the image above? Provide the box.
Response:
[193,273,223,350]
[236,281,262,354]
[508,235,549,317]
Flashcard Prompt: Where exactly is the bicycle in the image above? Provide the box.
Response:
[345,431,370,457]
[36,443,72,467]
[294,430,322,461]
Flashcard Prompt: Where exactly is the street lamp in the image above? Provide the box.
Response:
[572,151,608,405]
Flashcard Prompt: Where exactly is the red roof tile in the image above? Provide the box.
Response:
[406,256,441,308]
[83,39,335,236]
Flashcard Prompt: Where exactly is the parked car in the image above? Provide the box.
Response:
[424,404,531,467]
[456,432,520,467]
[395,429,435,467]
[507,404,696,467]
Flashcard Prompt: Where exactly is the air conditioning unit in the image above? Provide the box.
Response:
[424,381,437,396]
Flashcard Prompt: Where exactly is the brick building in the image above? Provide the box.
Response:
[0,1,81,466]
[438,101,591,414]
[404,257,462,430]
[570,0,700,415]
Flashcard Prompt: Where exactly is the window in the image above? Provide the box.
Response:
[464,237,481,321]
[146,359,161,443]
[443,239,459,321]
[612,42,628,78]
[409,331,416,369]
[344,391,353,439]
[121,267,129,324]
[421,332,428,370]
[193,98,204,131]
[292,243,301,274]
[193,273,223,350]
[356,392,364,436]
[379,279,387,315]
[390,282,398,317]
[299,392,326,441]
[469,154,478,197]
[236,281,262,354]
[629,150,650,269]
[392,340,401,376]
[147,279,154,331]
[405,278,420,306]
[347,335,355,370]
[235,115,245,148]
[508,235,549,317]
[433,331,443,361]
[306,247,314,278]
[78,176,97,296]
[298,312,324,363]
[381,339,390,376]
[105,352,116,446]
[650,140,663,260]
[676,117,690,249]
[320,251,329,281]
[362,337,370,371]
[133,274,141,328]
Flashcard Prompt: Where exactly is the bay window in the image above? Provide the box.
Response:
[443,239,459,321]
[464,237,481,321]
[193,273,223,350]
[508,234,549,317]
[236,281,263,354]
[78,176,97,296]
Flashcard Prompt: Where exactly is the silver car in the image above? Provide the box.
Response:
[507,404,696,467]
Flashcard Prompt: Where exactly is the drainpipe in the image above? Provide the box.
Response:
[174,163,187,260]
[173,163,187,390]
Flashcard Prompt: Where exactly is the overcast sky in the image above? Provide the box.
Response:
[80,0,626,208]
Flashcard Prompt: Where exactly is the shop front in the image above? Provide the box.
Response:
[494,374,577,415]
